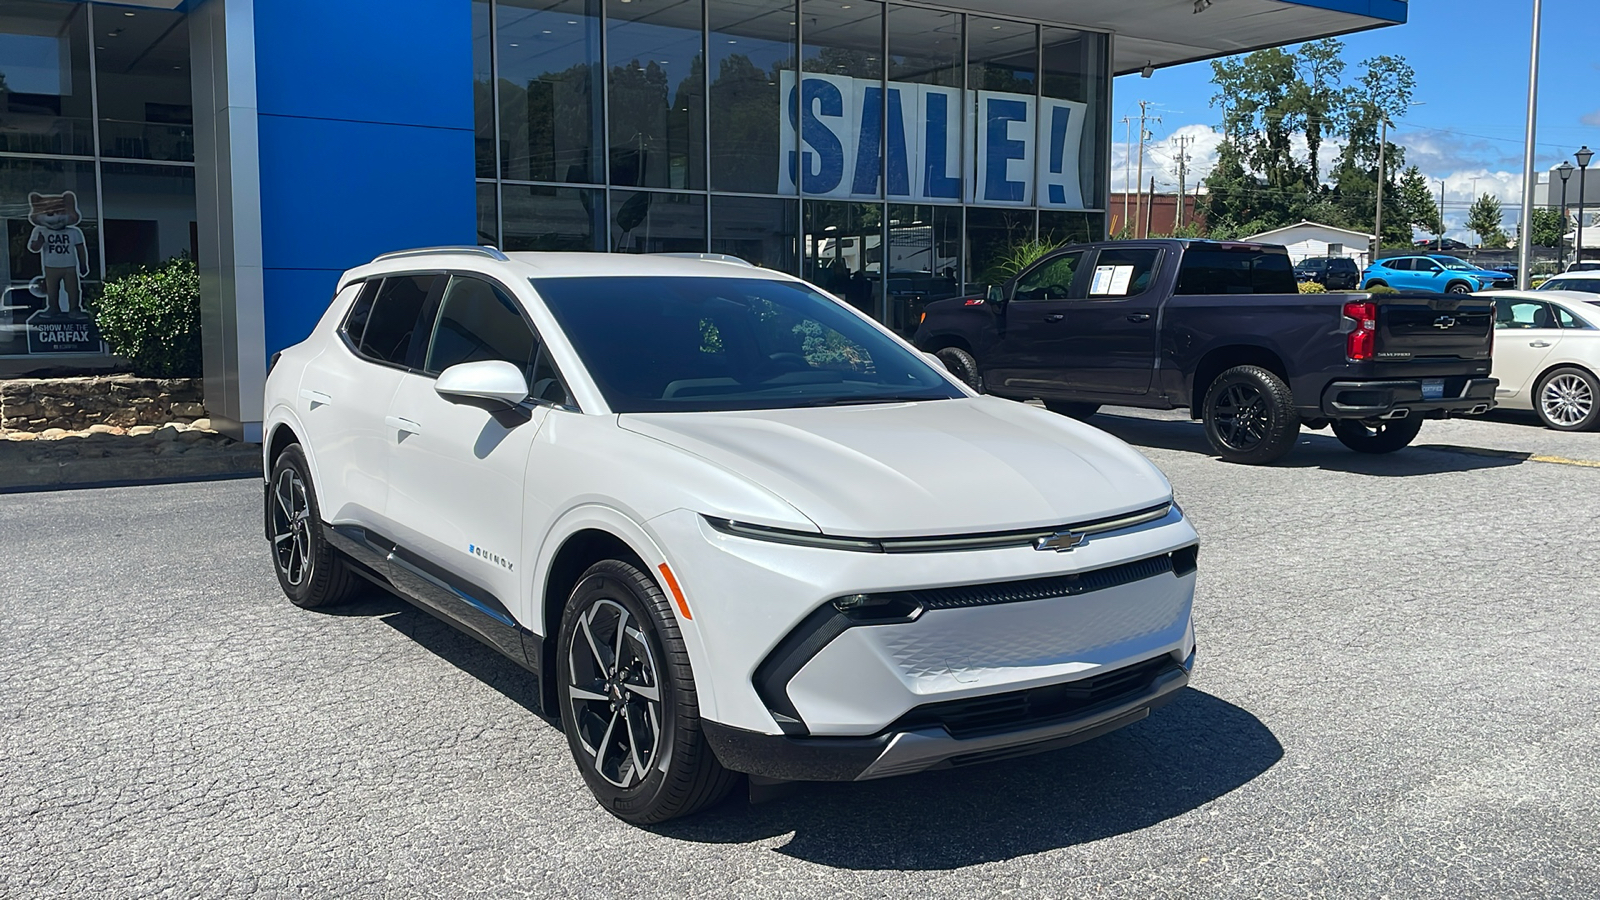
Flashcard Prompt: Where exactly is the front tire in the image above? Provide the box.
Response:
[1534,366,1600,431]
[1043,400,1100,420]
[1201,365,1300,464]
[1332,416,1423,453]
[936,346,981,390]
[557,560,738,824]
[1446,281,1473,294]
[267,444,362,609]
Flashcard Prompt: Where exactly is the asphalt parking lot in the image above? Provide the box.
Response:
[4,409,1598,898]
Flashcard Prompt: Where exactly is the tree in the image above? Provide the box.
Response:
[1527,207,1567,249]
[1396,166,1443,236]
[1328,55,1417,245]
[1466,193,1507,248]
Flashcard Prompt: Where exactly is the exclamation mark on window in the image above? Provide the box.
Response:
[1048,106,1071,205]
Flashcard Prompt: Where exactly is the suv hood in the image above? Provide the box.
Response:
[619,397,1171,537]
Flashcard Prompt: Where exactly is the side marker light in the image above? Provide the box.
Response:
[657,563,692,620]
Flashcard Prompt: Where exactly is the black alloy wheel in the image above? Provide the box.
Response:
[1447,281,1473,294]
[267,444,362,609]
[1331,416,1424,453]
[557,560,737,823]
[1201,365,1300,464]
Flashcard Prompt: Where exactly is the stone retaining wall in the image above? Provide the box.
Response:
[0,376,207,433]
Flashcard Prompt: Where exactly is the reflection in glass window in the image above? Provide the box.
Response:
[610,190,706,253]
[804,201,881,317]
[885,203,960,335]
[476,182,499,246]
[100,163,197,277]
[888,7,962,205]
[709,0,795,193]
[95,6,193,162]
[968,18,1036,206]
[608,0,705,190]
[1040,28,1105,210]
[1014,250,1083,300]
[711,196,797,272]
[966,206,1035,286]
[501,184,605,251]
[0,1,94,156]
[1039,210,1102,246]
[498,0,604,184]
[473,0,495,178]
[795,0,883,198]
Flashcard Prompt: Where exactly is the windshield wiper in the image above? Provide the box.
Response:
[796,394,945,407]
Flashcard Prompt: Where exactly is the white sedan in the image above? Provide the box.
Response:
[262,248,1199,823]
[1490,290,1600,430]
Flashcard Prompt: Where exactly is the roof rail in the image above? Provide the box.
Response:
[372,245,511,263]
[652,252,755,267]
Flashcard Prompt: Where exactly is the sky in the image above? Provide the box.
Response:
[1110,0,1600,241]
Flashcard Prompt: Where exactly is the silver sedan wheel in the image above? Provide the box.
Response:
[1540,373,1594,428]
[566,599,664,789]
[270,468,313,587]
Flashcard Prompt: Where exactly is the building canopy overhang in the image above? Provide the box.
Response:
[920,0,1407,76]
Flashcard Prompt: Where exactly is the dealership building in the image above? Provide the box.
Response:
[0,0,1404,439]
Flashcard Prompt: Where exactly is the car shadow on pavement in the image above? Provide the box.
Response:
[653,688,1282,869]
[1090,413,1524,475]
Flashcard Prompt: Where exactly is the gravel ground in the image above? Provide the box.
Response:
[3,410,1597,898]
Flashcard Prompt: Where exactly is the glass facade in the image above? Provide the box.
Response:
[475,0,1109,335]
[0,1,196,359]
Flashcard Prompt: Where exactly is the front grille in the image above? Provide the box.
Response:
[872,549,1191,614]
[888,654,1179,739]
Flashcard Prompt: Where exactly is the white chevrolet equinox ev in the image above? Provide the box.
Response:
[262,246,1199,823]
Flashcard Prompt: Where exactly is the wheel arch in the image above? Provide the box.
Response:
[917,331,972,354]
[1187,344,1290,416]
[1445,279,1473,294]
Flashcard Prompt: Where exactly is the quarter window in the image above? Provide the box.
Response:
[341,280,381,348]
[361,275,440,366]
[1013,251,1084,300]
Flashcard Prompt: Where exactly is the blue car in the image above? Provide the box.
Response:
[1361,255,1509,293]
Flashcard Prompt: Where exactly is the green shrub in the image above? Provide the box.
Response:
[1298,281,1327,294]
[1367,284,1399,296]
[94,255,202,378]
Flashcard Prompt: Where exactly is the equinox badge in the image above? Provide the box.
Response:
[1034,531,1086,552]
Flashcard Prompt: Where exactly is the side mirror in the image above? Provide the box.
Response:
[985,284,1005,304]
[435,360,529,409]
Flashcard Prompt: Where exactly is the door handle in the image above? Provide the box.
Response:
[1044,314,1065,323]
[1529,341,1552,348]
[1126,313,1151,323]
[384,415,422,435]
[299,388,332,408]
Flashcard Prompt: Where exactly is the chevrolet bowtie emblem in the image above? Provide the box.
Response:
[1034,531,1086,552]
[1433,315,1457,329]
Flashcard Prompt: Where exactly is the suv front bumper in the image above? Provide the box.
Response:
[1320,377,1497,419]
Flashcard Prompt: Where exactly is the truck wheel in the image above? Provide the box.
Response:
[1331,416,1423,453]
[1534,366,1600,431]
[1044,401,1100,421]
[1202,366,1300,464]
[936,347,981,390]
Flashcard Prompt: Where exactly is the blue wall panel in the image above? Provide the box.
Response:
[254,0,476,354]
[253,0,474,130]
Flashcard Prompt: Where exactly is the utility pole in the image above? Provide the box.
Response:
[1172,134,1192,232]
[1437,179,1446,250]
[1119,116,1133,235]
[1146,176,1157,238]
[1134,100,1161,239]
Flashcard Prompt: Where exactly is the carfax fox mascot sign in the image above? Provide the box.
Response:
[20,190,100,353]
[27,191,90,317]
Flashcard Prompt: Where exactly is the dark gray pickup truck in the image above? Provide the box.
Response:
[913,239,1497,464]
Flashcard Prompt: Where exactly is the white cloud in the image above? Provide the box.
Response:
[1582,109,1600,127]
[1111,124,1223,193]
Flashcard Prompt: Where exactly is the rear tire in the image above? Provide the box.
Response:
[1201,365,1300,464]
[557,560,738,824]
[267,444,362,609]
[1332,416,1423,453]
[1534,366,1600,432]
[1043,400,1100,421]
[1364,279,1387,290]
[936,347,981,390]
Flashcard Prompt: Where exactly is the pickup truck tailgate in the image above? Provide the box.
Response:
[1375,295,1494,361]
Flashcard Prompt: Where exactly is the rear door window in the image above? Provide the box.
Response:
[1086,247,1160,298]
[341,280,381,348]
[1175,248,1297,294]
[1386,258,1413,271]
[360,274,440,366]
[1495,298,1556,329]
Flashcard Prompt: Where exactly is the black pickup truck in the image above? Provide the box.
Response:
[914,239,1497,464]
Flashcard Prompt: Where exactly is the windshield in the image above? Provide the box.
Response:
[532,275,964,413]
[1539,278,1600,294]
[1433,256,1474,270]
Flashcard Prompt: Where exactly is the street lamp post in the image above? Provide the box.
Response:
[1515,0,1543,289]
[1557,160,1574,266]
[1577,146,1594,266]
